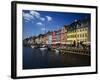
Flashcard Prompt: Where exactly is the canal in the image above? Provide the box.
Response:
[23,47,90,69]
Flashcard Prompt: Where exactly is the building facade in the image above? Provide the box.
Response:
[55,30,61,44]
[60,26,67,48]
[66,19,90,46]
[76,19,90,45]
[24,18,90,49]
[67,23,77,45]
[52,31,56,48]
[47,32,52,44]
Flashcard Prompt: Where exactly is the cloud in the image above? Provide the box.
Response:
[25,20,29,22]
[23,12,34,21]
[40,17,45,21]
[23,11,41,22]
[46,16,52,21]
[24,17,30,21]
[37,22,43,26]
[30,11,45,22]
[30,11,40,19]
[23,10,52,24]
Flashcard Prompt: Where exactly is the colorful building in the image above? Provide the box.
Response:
[44,34,48,44]
[67,22,77,45]
[30,18,90,48]
[76,19,90,45]
[52,31,56,48]
[60,26,67,48]
[55,30,61,44]
[47,32,52,44]
[67,19,90,46]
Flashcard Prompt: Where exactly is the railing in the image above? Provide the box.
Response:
[61,49,90,56]
[52,48,90,56]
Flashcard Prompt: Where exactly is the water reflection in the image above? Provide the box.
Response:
[23,47,90,69]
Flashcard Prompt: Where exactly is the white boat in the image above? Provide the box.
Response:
[39,47,47,51]
[55,49,60,54]
[31,45,35,49]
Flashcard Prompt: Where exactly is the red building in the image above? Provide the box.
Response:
[60,26,67,48]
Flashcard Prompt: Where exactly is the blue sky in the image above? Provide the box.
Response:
[23,10,90,39]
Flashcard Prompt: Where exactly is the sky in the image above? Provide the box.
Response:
[23,10,90,39]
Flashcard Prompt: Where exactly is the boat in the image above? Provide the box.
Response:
[39,47,48,51]
[31,45,35,49]
[39,45,48,51]
[55,49,60,53]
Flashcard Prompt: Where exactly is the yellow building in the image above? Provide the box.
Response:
[76,19,90,45]
[66,19,90,46]
[35,37,41,44]
[67,24,77,45]
[43,34,48,44]
[39,35,45,44]
[35,34,46,44]
[76,27,89,44]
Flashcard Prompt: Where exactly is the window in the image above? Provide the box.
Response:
[77,35,79,37]
[83,34,84,37]
[85,28,87,31]
[85,33,87,37]
[80,34,81,37]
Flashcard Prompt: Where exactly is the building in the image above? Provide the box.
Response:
[52,31,56,48]
[76,27,88,43]
[24,18,90,49]
[47,32,52,45]
[51,26,67,48]
[43,34,48,44]
[67,22,77,46]
[76,18,90,45]
[66,18,90,47]
[60,26,67,48]
[55,30,61,44]
[54,30,60,48]
[35,37,41,44]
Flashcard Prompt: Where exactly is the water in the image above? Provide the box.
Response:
[23,47,90,69]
